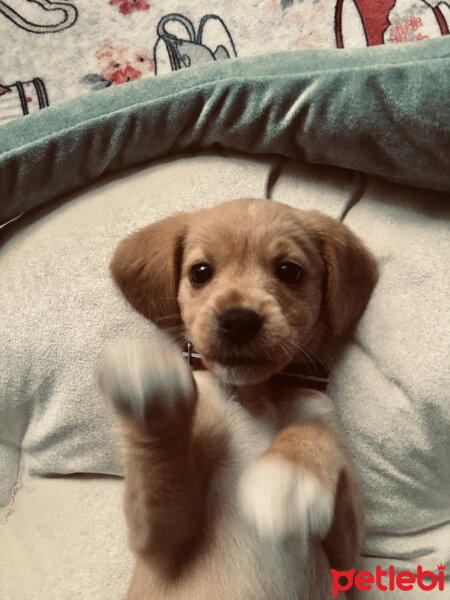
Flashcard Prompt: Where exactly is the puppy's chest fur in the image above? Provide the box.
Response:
[193,371,278,491]
[191,371,333,524]
[193,371,333,485]
[184,372,334,600]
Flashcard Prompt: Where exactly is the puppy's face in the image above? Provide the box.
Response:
[111,198,378,386]
[178,200,325,384]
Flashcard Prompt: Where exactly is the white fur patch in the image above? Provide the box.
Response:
[195,371,275,468]
[238,457,333,541]
[98,336,195,425]
[293,393,336,425]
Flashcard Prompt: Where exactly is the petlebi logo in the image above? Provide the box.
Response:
[331,564,446,597]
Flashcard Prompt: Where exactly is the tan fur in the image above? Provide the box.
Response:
[102,198,378,600]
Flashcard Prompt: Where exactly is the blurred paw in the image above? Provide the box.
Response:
[97,335,196,427]
[238,457,333,541]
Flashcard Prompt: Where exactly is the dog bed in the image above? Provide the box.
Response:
[1,2,449,599]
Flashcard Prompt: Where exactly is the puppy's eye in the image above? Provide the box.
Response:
[189,263,213,286]
[276,262,304,284]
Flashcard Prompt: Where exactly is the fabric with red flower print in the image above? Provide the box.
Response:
[109,0,150,16]
[1,0,449,128]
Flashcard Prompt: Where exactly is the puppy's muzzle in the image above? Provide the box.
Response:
[217,307,263,345]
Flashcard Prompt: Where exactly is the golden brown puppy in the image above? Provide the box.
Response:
[99,198,378,600]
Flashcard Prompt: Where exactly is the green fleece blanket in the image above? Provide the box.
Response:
[0,37,449,225]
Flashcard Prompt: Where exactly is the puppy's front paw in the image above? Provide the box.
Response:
[238,457,333,541]
[97,335,196,428]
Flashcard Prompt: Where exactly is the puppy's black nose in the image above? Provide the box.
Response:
[218,308,263,345]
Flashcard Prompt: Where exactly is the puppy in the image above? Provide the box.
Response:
[99,198,378,600]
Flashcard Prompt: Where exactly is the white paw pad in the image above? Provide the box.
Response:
[97,336,195,425]
[238,457,333,541]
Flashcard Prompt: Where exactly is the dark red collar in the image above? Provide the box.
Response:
[182,342,330,391]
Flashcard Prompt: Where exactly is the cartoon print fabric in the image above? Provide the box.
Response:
[0,0,77,33]
[0,0,448,126]
[153,14,237,75]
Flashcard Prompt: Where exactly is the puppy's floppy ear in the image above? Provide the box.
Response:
[110,213,189,331]
[305,211,378,336]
